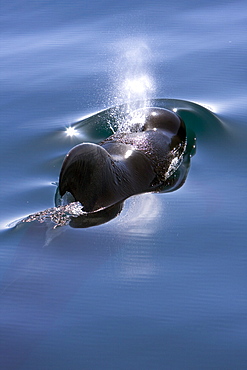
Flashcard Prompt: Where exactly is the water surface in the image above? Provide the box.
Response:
[1,1,247,369]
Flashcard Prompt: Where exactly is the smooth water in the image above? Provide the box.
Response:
[1,1,247,369]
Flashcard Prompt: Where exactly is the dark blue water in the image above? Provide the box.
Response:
[1,1,247,369]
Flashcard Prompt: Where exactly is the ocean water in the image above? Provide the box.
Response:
[1,1,247,369]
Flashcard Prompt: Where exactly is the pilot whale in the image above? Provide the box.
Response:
[58,107,187,213]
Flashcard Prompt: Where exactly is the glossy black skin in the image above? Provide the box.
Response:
[58,108,186,216]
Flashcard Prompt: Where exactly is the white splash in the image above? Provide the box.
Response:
[122,75,154,101]
[110,40,155,131]
[8,202,85,229]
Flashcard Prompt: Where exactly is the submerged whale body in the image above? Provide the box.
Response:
[59,107,187,221]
